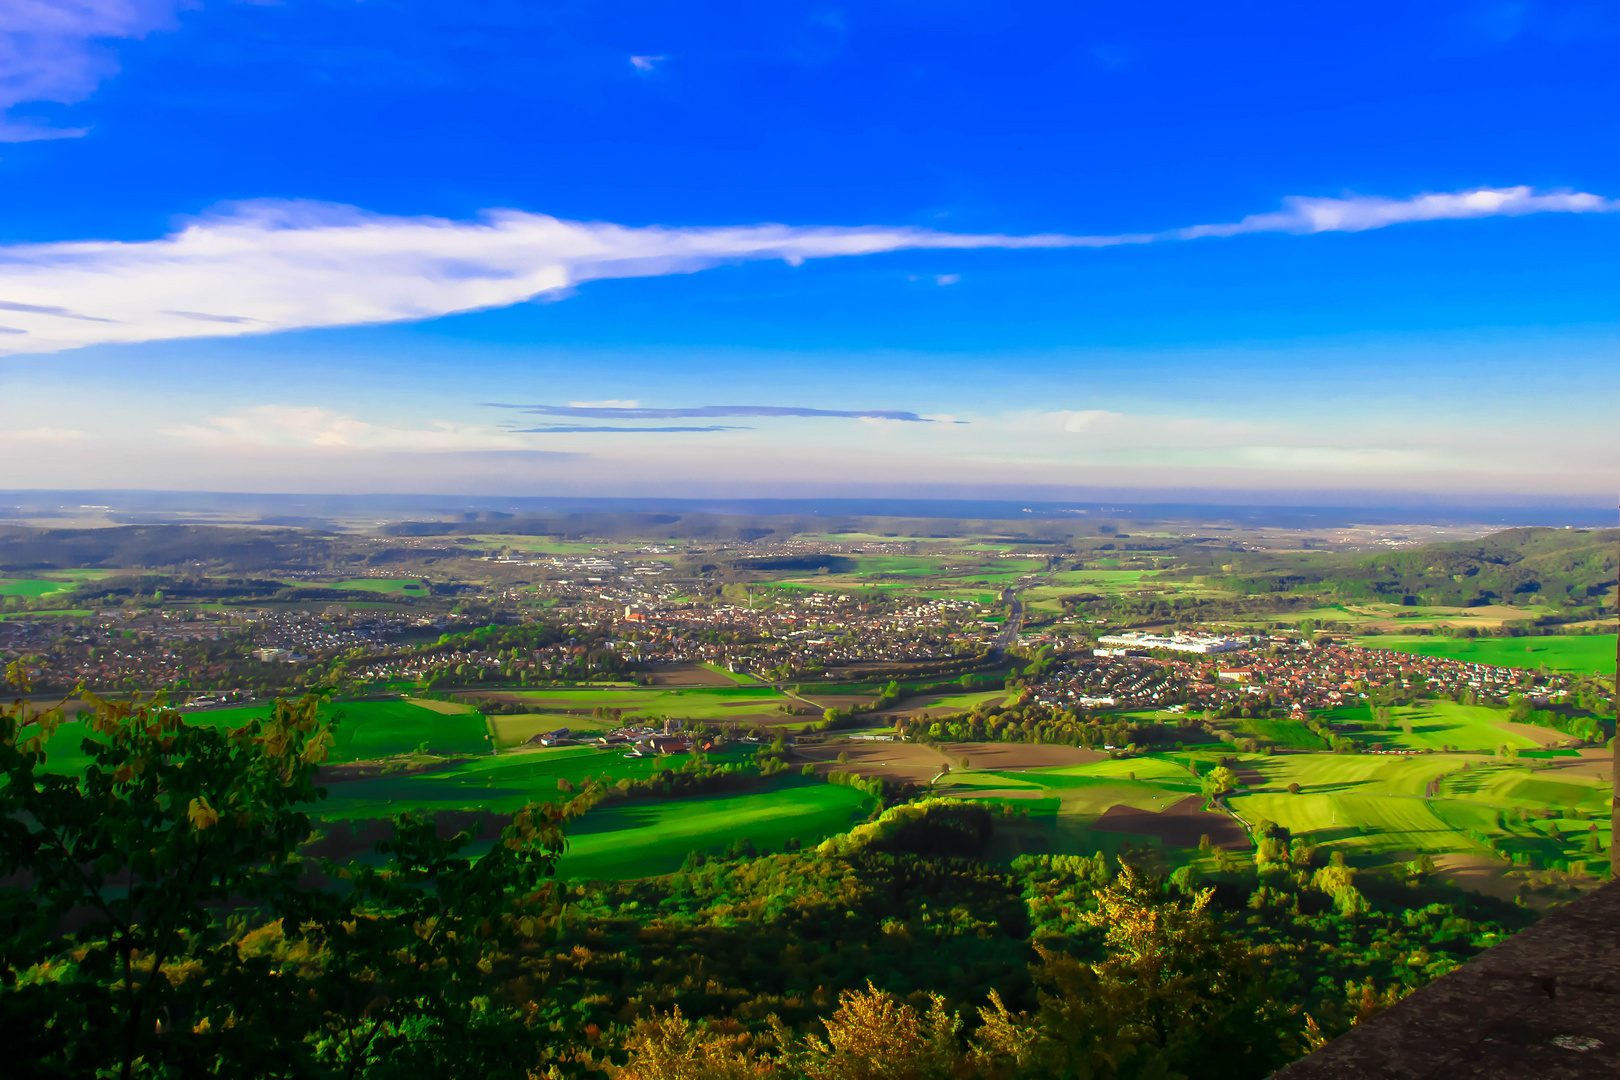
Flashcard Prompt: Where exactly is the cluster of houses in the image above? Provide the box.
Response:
[524,717,723,757]
[1031,636,1586,718]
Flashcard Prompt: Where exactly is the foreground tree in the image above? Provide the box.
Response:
[617,863,1302,1080]
[0,664,600,1079]
[973,863,1300,1079]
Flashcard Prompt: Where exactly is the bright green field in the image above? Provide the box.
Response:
[1040,757,1202,787]
[1222,750,1612,865]
[849,556,954,576]
[1240,715,1328,750]
[700,662,756,684]
[560,780,872,879]
[950,572,1035,585]
[313,745,757,819]
[897,690,1013,712]
[1358,634,1617,675]
[1244,753,1458,797]
[298,578,429,595]
[1316,700,1546,752]
[0,579,76,596]
[1045,570,1149,587]
[307,748,870,880]
[500,686,790,722]
[38,699,491,774]
[777,579,918,593]
[1233,790,1463,856]
[1439,761,1610,811]
[488,712,620,748]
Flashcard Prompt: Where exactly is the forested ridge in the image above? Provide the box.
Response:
[2,671,1531,1080]
[1166,527,1618,611]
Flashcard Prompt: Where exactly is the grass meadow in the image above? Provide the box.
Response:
[313,745,756,819]
[1357,633,1617,675]
[1239,715,1328,750]
[1314,700,1548,753]
[38,699,492,775]
[560,780,872,878]
[495,686,793,726]
[298,578,429,595]
[0,579,77,597]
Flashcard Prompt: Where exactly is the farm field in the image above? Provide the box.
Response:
[1438,761,1612,811]
[0,578,76,596]
[1039,756,1200,787]
[876,690,1011,718]
[38,698,491,775]
[1314,700,1549,752]
[39,569,119,579]
[26,681,1614,895]
[1240,752,1458,797]
[402,696,475,714]
[1239,715,1327,750]
[304,746,871,881]
[846,555,954,576]
[1235,789,1461,857]
[919,733,1615,883]
[314,745,758,820]
[1047,570,1148,586]
[699,662,756,684]
[298,578,428,595]
[484,686,793,724]
[933,752,1240,859]
[2,609,92,620]
[1225,750,1611,869]
[1358,633,1617,675]
[776,579,916,593]
[464,535,628,554]
[487,712,621,748]
[559,781,872,879]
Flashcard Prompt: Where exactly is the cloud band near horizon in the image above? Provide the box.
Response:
[0,185,1611,356]
[485,403,938,422]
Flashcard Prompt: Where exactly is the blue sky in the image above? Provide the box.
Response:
[0,0,1616,502]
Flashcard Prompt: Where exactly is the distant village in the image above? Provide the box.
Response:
[2,555,1603,735]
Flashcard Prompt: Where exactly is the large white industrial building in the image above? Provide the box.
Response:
[1095,631,1245,655]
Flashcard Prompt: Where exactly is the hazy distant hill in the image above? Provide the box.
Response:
[0,525,337,572]
[383,510,1104,542]
[1184,527,1618,610]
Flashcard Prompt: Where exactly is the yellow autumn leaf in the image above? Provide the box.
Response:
[301,730,335,764]
[187,797,220,831]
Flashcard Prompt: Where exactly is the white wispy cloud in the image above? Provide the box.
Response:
[629,54,664,72]
[0,0,183,142]
[160,404,542,454]
[0,425,87,445]
[1172,187,1613,238]
[0,186,1612,355]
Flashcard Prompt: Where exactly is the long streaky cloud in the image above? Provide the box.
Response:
[485,403,935,422]
[513,424,752,434]
[0,185,1611,356]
